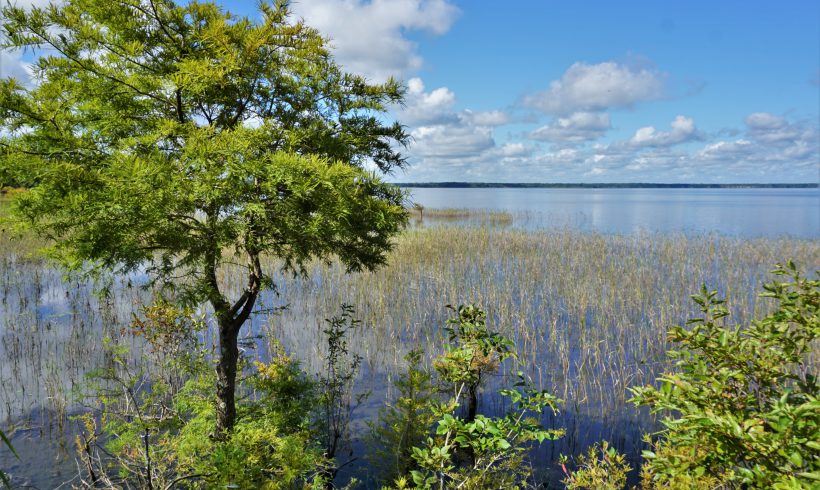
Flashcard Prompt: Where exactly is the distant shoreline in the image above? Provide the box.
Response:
[395,182,819,189]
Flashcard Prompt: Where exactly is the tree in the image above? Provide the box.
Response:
[0,0,409,436]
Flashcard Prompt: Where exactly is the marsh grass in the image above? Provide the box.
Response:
[407,207,515,226]
[0,204,818,486]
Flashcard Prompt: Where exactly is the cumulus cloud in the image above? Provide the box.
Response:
[743,112,816,145]
[410,124,494,159]
[397,76,519,171]
[744,112,786,130]
[462,110,510,127]
[529,111,611,142]
[0,50,32,82]
[524,61,667,115]
[404,111,818,183]
[687,113,818,175]
[497,142,534,158]
[400,77,457,124]
[629,115,699,147]
[695,139,755,162]
[291,0,459,81]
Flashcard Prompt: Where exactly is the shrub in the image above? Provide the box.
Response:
[630,261,819,488]
[561,441,631,490]
[77,301,327,489]
[380,304,564,489]
[367,350,438,483]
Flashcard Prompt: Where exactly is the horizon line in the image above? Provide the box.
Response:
[393,182,819,188]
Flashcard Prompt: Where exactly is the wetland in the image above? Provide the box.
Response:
[1,187,818,488]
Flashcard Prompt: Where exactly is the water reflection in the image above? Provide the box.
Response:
[1,202,818,487]
[408,187,820,238]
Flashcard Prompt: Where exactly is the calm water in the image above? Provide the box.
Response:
[407,187,820,238]
[1,188,818,488]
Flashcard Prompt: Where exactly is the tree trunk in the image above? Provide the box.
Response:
[215,317,239,437]
[465,381,478,467]
[467,382,478,423]
[205,239,261,438]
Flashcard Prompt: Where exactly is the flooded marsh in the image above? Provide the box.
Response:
[1,206,818,487]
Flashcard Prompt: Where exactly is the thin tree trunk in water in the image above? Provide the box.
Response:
[467,384,478,423]
[465,381,478,467]
[215,317,239,437]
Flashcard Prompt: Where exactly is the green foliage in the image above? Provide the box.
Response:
[316,304,369,485]
[405,373,563,490]
[435,305,514,385]
[173,398,325,489]
[434,304,515,427]
[367,350,438,483]
[560,441,631,490]
[0,0,409,433]
[0,0,408,285]
[78,301,327,489]
[630,261,819,488]
[381,305,564,489]
[0,427,17,489]
[75,300,207,488]
[253,343,319,434]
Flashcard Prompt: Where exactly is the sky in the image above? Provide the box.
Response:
[2,0,819,183]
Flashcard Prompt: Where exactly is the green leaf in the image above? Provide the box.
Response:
[0,430,17,460]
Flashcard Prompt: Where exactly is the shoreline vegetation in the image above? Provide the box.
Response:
[0,0,815,485]
[1,202,817,487]
[395,182,819,188]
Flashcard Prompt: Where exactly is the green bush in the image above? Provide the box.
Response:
[377,305,564,489]
[630,261,819,488]
[77,301,328,489]
[561,441,631,490]
[367,350,438,483]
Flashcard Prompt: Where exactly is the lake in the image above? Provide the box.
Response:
[1,188,818,488]
[406,187,820,238]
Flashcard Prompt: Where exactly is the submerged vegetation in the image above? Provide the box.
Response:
[1,202,818,487]
[407,207,514,226]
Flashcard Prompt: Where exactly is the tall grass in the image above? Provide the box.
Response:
[0,205,817,485]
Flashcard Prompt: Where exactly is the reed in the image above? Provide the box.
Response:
[0,205,817,485]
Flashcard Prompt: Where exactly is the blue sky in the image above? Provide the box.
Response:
[4,0,818,183]
[280,0,820,183]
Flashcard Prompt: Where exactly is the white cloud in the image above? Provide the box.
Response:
[629,115,699,147]
[743,111,816,145]
[291,0,459,81]
[400,109,818,183]
[692,114,818,173]
[400,77,456,124]
[498,142,533,158]
[410,124,494,159]
[397,77,517,169]
[462,110,510,127]
[695,139,754,162]
[529,111,611,142]
[524,61,667,114]
[0,50,32,82]
[744,112,786,130]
